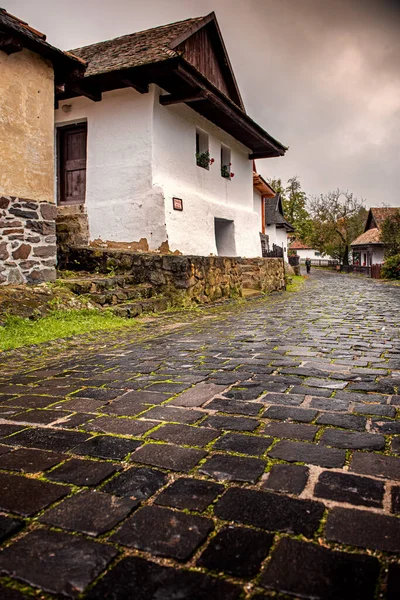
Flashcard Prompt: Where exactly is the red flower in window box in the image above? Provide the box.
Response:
[230,172,235,178]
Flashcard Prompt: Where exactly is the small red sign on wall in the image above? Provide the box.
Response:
[173,197,183,211]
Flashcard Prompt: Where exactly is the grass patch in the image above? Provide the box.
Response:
[286,275,306,292]
[0,309,140,351]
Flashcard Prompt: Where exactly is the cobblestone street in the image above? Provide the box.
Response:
[0,269,399,599]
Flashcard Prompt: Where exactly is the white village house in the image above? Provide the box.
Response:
[55,13,287,257]
[289,240,334,264]
[252,174,294,257]
[351,207,399,267]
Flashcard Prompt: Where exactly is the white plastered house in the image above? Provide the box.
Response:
[54,13,287,257]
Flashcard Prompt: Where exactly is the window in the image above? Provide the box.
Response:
[315,251,321,257]
[221,144,231,179]
[196,128,210,169]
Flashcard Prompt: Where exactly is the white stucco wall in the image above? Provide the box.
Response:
[253,189,263,231]
[152,86,260,256]
[55,88,167,249]
[294,248,334,262]
[55,85,265,256]
[371,247,385,264]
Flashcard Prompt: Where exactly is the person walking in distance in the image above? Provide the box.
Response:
[305,257,311,274]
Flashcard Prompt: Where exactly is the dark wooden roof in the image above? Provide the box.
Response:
[57,13,287,158]
[0,8,85,83]
[71,16,203,76]
[367,207,399,230]
[265,194,295,231]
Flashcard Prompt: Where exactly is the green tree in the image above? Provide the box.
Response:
[381,209,400,257]
[308,190,367,265]
[267,176,314,240]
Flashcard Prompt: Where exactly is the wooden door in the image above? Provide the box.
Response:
[57,123,87,204]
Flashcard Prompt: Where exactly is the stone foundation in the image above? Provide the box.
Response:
[0,196,57,285]
[56,205,89,269]
[64,247,285,307]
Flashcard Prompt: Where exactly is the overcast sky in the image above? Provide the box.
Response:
[7,0,400,207]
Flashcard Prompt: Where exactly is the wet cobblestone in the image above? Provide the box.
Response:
[0,270,399,598]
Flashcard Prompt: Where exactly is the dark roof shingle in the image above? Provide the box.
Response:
[265,194,294,231]
[70,16,206,77]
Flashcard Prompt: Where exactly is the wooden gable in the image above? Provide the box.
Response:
[172,14,244,109]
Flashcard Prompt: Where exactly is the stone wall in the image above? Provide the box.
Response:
[239,258,286,293]
[64,247,285,306]
[0,196,57,284]
[56,205,89,269]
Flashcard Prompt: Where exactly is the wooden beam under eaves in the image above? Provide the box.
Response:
[0,36,23,54]
[160,91,207,106]
[249,151,282,159]
[70,84,102,102]
[121,78,148,94]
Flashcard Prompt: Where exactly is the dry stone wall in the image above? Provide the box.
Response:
[65,248,285,307]
[0,196,57,284]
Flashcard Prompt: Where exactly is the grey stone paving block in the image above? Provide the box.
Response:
[305,378,348,389]
[201,415,259,431]
[0,515,23,543]
[291,386,332,397]
[263,393,304,406]
[269,440,346,468]
[1,395,58,409]
[47,458,119,485]
[0,529,117,597]
[262,464,309,495]
[131,443,206,472]
[263,405,318,422]
[325,507,400,552]
[7,409,70,425]
[155,477,223,511]
[353,403,396,417]
[5,427,89,452]
[85,416,157,436]
[171,382,227,407]
[263,422,318,441]
[111,505,213,560]
[197,526,273,577]
[199,454,265,483]
[335,391,388,404]
[205,397,264,416]
[310,397,349,411]
[213,432,273,455]
[71,387,123,401]
[316,412,366,430]
[85,555,240,600]
[73,435,141,460]
[214,487,324,537]
[149,423,220,447]
[320,429,385,450]
[0,472,70,516]
[139,406,204,424]
[144,382,190,395]
[0,448,65,473]
[315,471,384,507]
[260,537,379,600]
[55,398,107,412]
[102,466,167,500]
[370,418,400,435]
[40,490,135,536]
[350,452,400,480]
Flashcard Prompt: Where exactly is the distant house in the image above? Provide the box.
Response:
[351,207,399,266]
[264,193,294,257]
[0,8,84,284]
[54,12,287,258]
[289,240,334,263]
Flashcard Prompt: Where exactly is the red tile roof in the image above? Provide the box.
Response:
[290,240,311,250]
